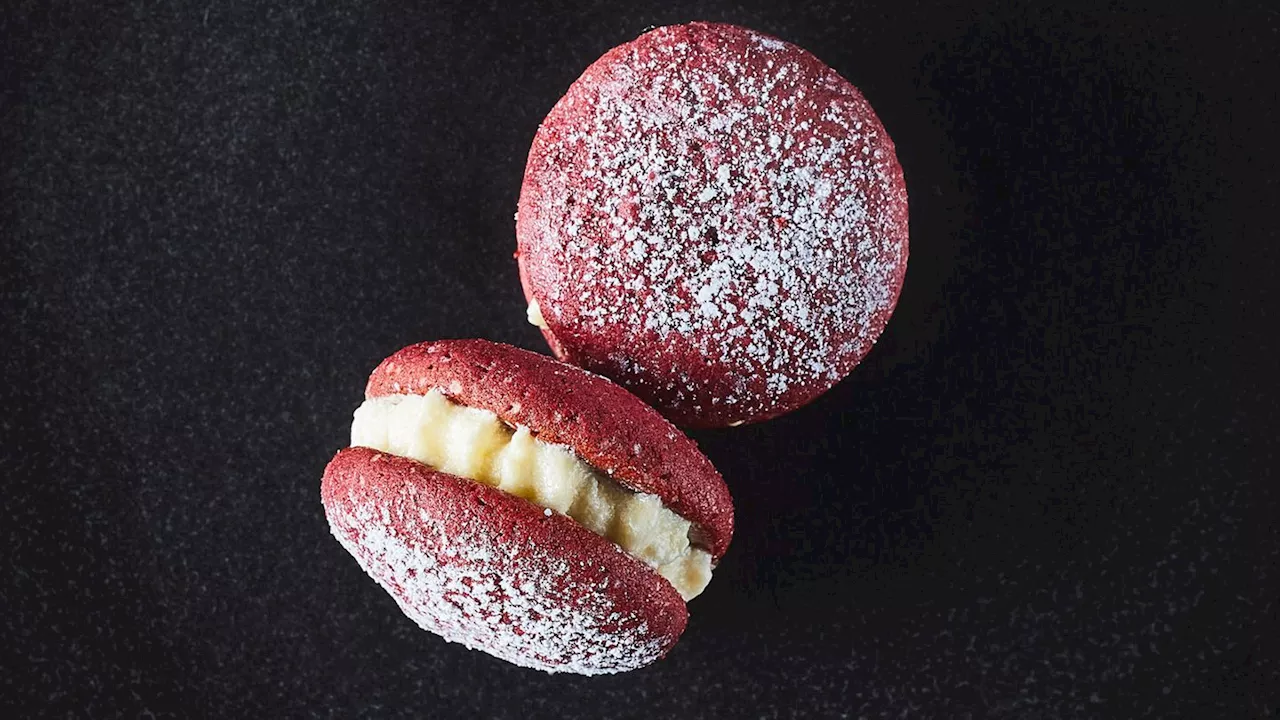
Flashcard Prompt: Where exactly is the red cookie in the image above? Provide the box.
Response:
[322,340,733,675]
[517,22,909,428]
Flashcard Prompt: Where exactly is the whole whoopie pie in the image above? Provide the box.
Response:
[517,22,909,428]
[322,339,733,675]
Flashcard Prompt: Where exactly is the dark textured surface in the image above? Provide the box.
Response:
[2,1,1277,717]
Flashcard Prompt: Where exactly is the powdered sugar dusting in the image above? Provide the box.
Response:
[326,470,671,675]
[519,23,909,425]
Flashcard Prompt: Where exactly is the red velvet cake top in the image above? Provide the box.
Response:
[518,22,909,427]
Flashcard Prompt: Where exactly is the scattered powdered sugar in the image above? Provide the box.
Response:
[521,23,908,422]
[327,481,670,675]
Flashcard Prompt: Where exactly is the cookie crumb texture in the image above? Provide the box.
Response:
[323,447,687,675]
[518,22,909,427]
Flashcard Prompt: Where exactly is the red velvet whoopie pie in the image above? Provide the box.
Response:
[322,340,733,675]
[517,22,909,428]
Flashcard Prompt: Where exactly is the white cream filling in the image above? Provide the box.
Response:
[526,299,548,330]
[350,390,713,600]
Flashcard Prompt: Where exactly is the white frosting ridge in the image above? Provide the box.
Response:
[351,390,713,600]
[526,298,549,330]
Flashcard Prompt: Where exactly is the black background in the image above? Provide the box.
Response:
[3,1,1277,717]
